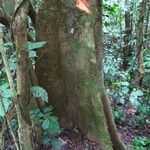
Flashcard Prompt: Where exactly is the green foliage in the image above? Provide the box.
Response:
[105,61,130,105]
[30,106,62,149]
[129,89,143,108]
[8,55,17,71]
[28,41,47,50]
[135,105,150,126]
[0,98,11,117]
[113,107,125,121]
[31,86,48,102]
[0,83,12,117]
[143,49,150,71]
[103,3,117,15]
[2,0,14,15]
[32,0,42,10]
[28,41,47,58]
[51,138,62,149]
[132,136,150,150]
[103,0,149,128]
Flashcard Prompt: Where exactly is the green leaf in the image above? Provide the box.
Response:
[2,0,14,15]
[0,98,11,117]
[4,42,13,47]
[120,81,129,86]
[121,87,129,94]
[48,116,61,133]
[120,98,125,104]
[129,89,144,108]
[9,61,16,71]
[1,89,12,98]
[104,21,110,27]
[29,50,37,58]
[43,106,53,113]
[43,136,51,144]
[0,83,9,91]
[42,118,50,130]
[28,41,47,50]
[129,94,140,108]
[31,86,48,102]
[51,138,62,150]
[30,108,41,116]
[135,90,143,96]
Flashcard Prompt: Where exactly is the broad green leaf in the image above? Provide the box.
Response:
[1,89,12,98]
[122,87,129,94]
[51,138,62,150]
[0,98,11,117]
[2,0,14,15]
[129,89,142,108]
[31,86,48,102]
[42,118,50,130]
[43,136,51,144]
[43,106,53,113]
[29,50,37,58]
[0,83,9,91]
[9,62,16,71]
[48,116,61,133]
[120,81,129,86]
[120,98,125,104]
[28,41,47,50]
[135,90,143,96]
[4,42,13,47]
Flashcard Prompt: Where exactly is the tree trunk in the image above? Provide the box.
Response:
[94,1,125,149]
[136,0,148,86]
[58,1,112,148]
[36,0,124,149]
[35,0,67,123]
[122,0,133,70]
[12,1,33,149]
[144,1,150,49]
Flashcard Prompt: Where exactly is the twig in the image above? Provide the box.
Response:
[0,94,20,150]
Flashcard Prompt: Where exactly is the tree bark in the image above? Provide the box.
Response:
[35,0,67,123]
[94,1,125,149]
[58,0,112,148]
[136,0,148,86]
[144,1,150,49]
[35,0,125,149]
[122,0,133,70]
[11,1,33,149]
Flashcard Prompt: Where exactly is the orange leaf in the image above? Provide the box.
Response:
[76,0,91,14]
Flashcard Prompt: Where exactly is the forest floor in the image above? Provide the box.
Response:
[116,104,150,150]
[3,104,150,150]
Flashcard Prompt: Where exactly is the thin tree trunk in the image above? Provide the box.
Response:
[11,1,33,149]
[144,1,150,49]
[0,94,19,150]
[0,34,20,150]
[122,0,133,70]
[136,0,148,86]
[94,1,125,149]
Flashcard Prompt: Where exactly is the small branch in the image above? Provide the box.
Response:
[0,120,6,150]
[0,32,22,149]
[29,0,36,25]
[0,94,20,150]
[0,0,36,28]
[0,9,11,27]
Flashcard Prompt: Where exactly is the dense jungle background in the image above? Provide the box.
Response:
[0,0,149,150]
